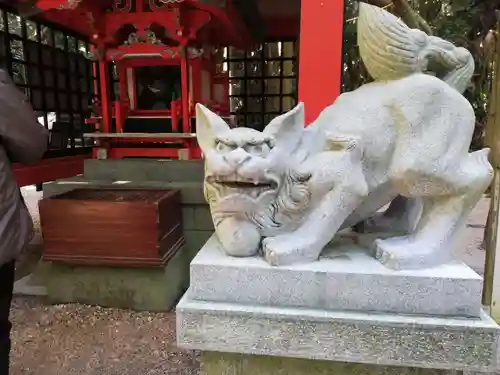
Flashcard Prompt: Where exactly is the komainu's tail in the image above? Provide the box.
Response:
[357,2,474,94]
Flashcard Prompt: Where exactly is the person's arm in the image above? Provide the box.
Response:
[0,70,49,164]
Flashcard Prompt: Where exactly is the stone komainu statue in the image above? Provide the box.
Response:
[196,2,492,270]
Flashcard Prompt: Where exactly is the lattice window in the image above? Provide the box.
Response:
[223,40,298,130]
[0,5,96,157]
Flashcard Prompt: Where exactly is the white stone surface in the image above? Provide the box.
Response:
[177,296,500,372]
[189,235,483,317]
[195,3,492,270]
[13,274,47,296]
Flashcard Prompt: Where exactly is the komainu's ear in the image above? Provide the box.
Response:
[196,103,230,153]
[263,102,305,152]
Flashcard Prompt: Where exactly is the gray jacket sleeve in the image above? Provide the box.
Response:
[0,70,49,164]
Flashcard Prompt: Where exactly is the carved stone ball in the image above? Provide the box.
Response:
[217,217,261,257]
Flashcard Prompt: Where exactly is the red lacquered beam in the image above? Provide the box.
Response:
[13,155,90,187]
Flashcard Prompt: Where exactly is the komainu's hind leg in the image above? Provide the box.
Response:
[373,149,492,270]
[354,196,422,234]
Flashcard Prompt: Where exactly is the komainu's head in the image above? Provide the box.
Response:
[197,102,306,199]
[196,103,309,256]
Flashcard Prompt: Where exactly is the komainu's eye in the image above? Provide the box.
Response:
[245,143,270,157]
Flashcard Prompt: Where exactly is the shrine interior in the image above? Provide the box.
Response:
[0,0,304,182]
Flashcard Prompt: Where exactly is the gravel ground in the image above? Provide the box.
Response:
[10,297,200,375]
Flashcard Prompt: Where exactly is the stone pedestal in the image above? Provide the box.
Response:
[177,235,500,373]
[46,245,192,311]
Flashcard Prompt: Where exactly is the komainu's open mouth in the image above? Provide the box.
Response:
[219,181,273,189]
[206,175,278,191]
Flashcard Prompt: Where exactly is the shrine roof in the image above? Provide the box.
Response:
[9,0,257,48]
[8,0,300,44]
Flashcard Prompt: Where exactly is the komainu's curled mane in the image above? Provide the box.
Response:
[196,3,492,270]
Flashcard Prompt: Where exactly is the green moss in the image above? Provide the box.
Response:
[201,352,448,375]
[44,247,192,311]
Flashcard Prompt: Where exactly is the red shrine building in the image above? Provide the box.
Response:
[2,0,344,187]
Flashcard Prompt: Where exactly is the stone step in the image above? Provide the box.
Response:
[188,235,483,318]
[13,274,47,297]
[83,159,204,182]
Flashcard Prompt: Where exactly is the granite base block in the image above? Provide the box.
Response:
[200,352,461,375]
[188,235,483,317]
[177,296,500,372]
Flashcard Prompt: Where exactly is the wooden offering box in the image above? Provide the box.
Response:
[39,189,183,267]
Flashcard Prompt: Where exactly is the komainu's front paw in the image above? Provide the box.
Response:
[372,235,451,270]
[263,235,320,266]
[372,236,411,270]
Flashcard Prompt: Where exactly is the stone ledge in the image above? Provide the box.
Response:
[176,296,500,372]
[188,235,483,317]
[13,274,47,297]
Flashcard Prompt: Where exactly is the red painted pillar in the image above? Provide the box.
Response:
[98,61,112,133]
[298,0,345,125]
[181,54,190,133]
[116,63,130,133]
